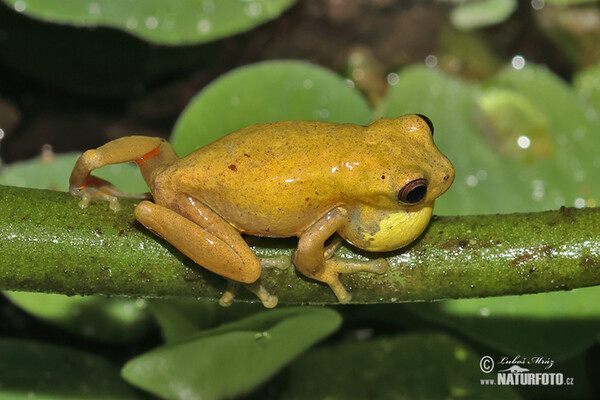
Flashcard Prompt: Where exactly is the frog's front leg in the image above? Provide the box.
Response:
[293,208,389,304]
[69,136,178,211]
[134,196,277,308]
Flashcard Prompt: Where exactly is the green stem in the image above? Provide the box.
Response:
[0,185,598,305]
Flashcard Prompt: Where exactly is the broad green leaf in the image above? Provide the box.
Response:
[406,286,600,359]
[382,66,528,215]
[383,64,600,215]
[281,333,521,400]
[148,299,264,343]
[450,0,517,31]
[0,153,147,193]
[574,61,600,116]
[487,65,600,210]
[171,60,373,154]
[0,338,145,399]
[122,307,341,400]
[4,292,151,342]
[1,0,297,45]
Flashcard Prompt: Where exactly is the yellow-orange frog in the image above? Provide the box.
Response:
[70,115,454,307]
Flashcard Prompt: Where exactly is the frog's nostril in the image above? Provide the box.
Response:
[443,174,449,182]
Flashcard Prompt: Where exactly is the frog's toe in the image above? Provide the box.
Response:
[260,255,292,270]
[370,258,389,274]
[219,281,237,307]
[246,280,278,308]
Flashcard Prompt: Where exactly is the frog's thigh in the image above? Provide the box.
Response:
[134,201,261,284]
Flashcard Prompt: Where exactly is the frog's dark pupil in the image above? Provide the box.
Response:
[415,114,434,135]
[406,185,427,203]
[398,178,428,204]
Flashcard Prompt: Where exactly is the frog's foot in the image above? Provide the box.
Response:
[76,186,122,212]
[72,177,150,212]
[219,279,278,308]
[317,258,390,304]
[245,280,278,308]
[323,235,343,259]
[259,255,292,270]
[219,280,237,307]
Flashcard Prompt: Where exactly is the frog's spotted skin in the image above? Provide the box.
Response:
[69,115,454,307]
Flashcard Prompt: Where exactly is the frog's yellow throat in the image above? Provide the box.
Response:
[361,204,433,252]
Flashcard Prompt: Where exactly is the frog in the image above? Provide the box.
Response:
[69,114,454,308]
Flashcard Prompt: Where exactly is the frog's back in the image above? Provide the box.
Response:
[167,119,421,236]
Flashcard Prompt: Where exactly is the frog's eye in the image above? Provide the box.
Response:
[415,114,434,135]
[398,179,428,204]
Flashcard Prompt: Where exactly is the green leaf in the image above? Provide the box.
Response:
[574,61,600,116]
[3,292,152,342]
[0,338,145,399]
[382,66,528,215]
[122,307,341,400]
[450,0,517,31]
[1,0,297,45]
[281,333,521,400]
[406,286,600,359]
[171,60,373,154]
[487,64,600,210]
[383,64,600,215]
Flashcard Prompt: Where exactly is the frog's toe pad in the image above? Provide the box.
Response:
[260,255,292,271]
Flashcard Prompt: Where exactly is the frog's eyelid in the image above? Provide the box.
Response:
[415,114,434,135]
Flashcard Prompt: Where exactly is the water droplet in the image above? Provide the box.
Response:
[202,0,215,13]
[454,347,468,361]
[145,16,159,30]
[88,2,101,15]
[573,170,585,181]
[587,198,597,207]
[531,0,545,10]
[554,196,565,207]
[532,185,544,201]
[574,197,586,208]
[302,79,313,89]
[465,175,478,187]
[14,0,26,12]
[245,2,263,17]
[386,72,399,86]
[135,298,147,307]
[197,18,212,33]
[319,109,330,119]
[230,96,240,106]
[517,135,531,149]
[425,54,438,68]
[126,17,138,30]
[479,307,490,317]
[572,127,586,141]
[0,128,5,140]
[476,169,488,181]
[345,79,355,88]
[254,331,270,340]
[511,55,526,70]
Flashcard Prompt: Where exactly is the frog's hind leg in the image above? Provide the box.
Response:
[134,198,277,308]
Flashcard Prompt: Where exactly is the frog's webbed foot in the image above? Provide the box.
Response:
[219,279,278,309]
[71,176,150,212]
[317,257,389,304]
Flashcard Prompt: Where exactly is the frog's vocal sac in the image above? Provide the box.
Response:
[69,114,455,307]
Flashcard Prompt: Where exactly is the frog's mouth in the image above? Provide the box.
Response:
[352,203,434,252]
